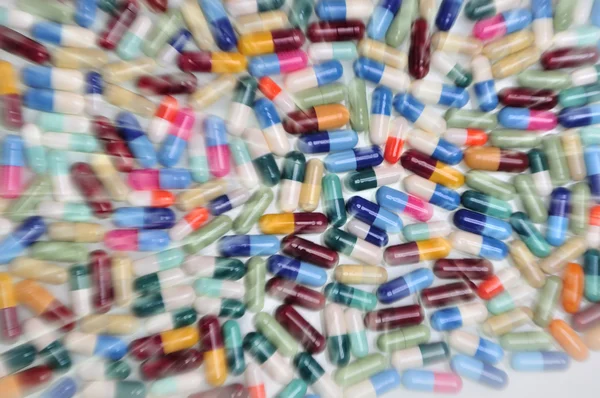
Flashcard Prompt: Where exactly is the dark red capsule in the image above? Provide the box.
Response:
[144,0,169,12]
[129,334,164,361]
[0,26,50,64]
[137,72,198,96]
[498,87,558,110]
[178,52,214,72]
[274,304,326,354]
[140,349,203,380]
[541,46,600,70]
[283,108,320,134]
[572,303,600,331]
[364,304,424,331]
[2,94,24,130]
[433,258,494,280]
[266,277,326,310]
[271,28,305,52]
[281,234,339,269]
[307,21,365,42]
[408,18,431,79]
[400,149,443,181]
[44,298,75,332]
[198,315,224,351]
[71,163,113,218]
[98,0,139,50]
[420,281,476,308]
[90,250,114,313]
[92,117,135,173]
[9,366,53,394]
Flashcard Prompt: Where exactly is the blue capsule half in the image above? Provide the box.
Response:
[31,22,69,46]
[22,66,59,90]
[436,84,470,108]
[354,57,386,85]
[348,220,389,247]
[474,80,498,112]
[313,60,344,86]
[430,306,465,331]
[22,88,66,113]
[218,235,280,256]
[0,216,46,264]
[367,0,401,40]
[254,98,282,129]
[368,369,402,396]
[2,135,25,167]
[138,230,171,251]
[475,235,509,260]
[428,182,461,211]
[324,146,384,172]
[113,208,176,230]
[376,186,413,214]
[267,254,328,287]
[510,351,570,371]
[296,129,358,153]
[376,268,434,304]
[156,168,192,190]
[393,93,425,124]
[471,336,505,364]
[453,209,512,240]
[499,9,533,34]
[248,54,286,77]
[86,71,103,94]
[435,0,463,30]
[429,136,463,165]
[346,196,403,233]
[115,112,157,168]
[315,0,352,20]
[559,104,600,128]
[209,193,237,216]
[531,0,553,19]
[199,0,237,51]
[93,335,128,360]
[546,187,570,246]
[450,355,508,389]
[371,86,393,116]
[40,377,77,398]
[166,29,191,53]
[75,0,96,27]
[585,145,600,201]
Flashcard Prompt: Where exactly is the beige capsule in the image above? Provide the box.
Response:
[358,39,408,69]
[583,324,600,350]
[104,84,156,117]
[483,307,533,337]
[48,222,104,242]
[80,314,139,335]
[0,198,10,215]
[235,11,288,34]
[492,46,541,79]
[561,129,586,181]
[539,236,588,274]
[90,154,130,202]
[483,31,534,62]
[431,32,482,55]
[10,257,68,284]
[52,48,109,69]
[299,159,323,212]
[508,240,546,289]
[181,0,215,50]
[334,265,388,284]
[102,57,156,84]
[177,179,228,211]
[111,253,133,307]
[189,75,237,110]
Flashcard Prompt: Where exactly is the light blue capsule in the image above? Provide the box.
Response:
[510,351,570,371]
[40,377,77,398]
[450,355,508,389]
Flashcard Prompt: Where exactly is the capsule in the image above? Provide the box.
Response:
[281,235,339,270]
[348,78,369,132]
[430,302,488,331]
[401,150,463,189]
[478,268,522,304]
[445,109,498,130]
[343,165,402,195]
[410,81,469,109]
[543,47,599,71]
[242,331,294,384]
[453,209,512,241]
[403,175,461,211]
[545,187,571,247]
[364,304,424,331]
[62,331,126,362]
[324,228,383,265]
[382,117,408,164]
[509,212,550,258]
[345,219,387,247]
[267,277,325,310]
[274,304,325,354]
[549,319,589,361]
[282,60,343,94]
[473,9,532,41]
[353,57,410,92]
[492,44,541,78]
[80,314,139,336]
[265,254,327,287]
[393,94,447,135]
[585,249,600,302]
[433,258,494,280]
[510,351,570,372]
[472,55,498,112]
[391,342,450,371]
[589,206,600,248]
[324,282,377,311]
[132,285,195,318]
[0,365,53,398]
[193,297,246,319]
[144,308,198,335]
[82,380,146,398]
[234,188,274,235]
[31,21,95,48]
[324,146,384,173]
[450,355,508,389]
[40,377,77,398]
[401,370,463,393]
[376,268,434,304]
[586,145,600,200]
[466,170,516,201]
[0,27,50,64]
[420,281,476,308]
[140,349,203,381]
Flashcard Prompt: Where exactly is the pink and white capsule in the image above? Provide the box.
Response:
[246,363,266,398]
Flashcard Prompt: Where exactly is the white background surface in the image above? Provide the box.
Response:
[1,0,599,397]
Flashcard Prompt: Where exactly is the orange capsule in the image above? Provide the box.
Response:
[549,319,589,362]
[128,190,176,208]
[562,263,584,314]
[444,128,488,147]
[283,104,350,134]
[464,147,529,172]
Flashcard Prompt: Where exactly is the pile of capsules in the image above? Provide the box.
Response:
[5,0,600,396]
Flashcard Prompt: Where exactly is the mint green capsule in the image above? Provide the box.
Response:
[489,130,541,148]
[348,78,369,132]
[41,202,93,222]
[223,320,246,375]
[513,175,548,223]
[403,221,452,241]
[345,307,369,358]
[276,379,308,398]
[518,71,572,90]
[30,242,88,262]
[117,16,152,60]
[17,0,73,23]
[7,177,50,221]
[37,113,90,133]
[487,285,533,315]
[143,10,182,57]
[324,282,377,311]
[194,278,244,299]
[386,0,417,47]
[580,127,600,145]
[288,0,313,29]
[542,135,570,186]
[245,257,266,312]
[510,212,551,257]
[570,182,590,235]
[333,353,389,387]
[254,312,299,357]
[46,133,99,153]
[183,216,232,254]
[466,170,515,201]
[445,109,498,129]
[559,83,600,107]
[533,275,562,328]
[293,83,347,109]
[322,173,346,227]
[553,0,577,31]
[233,187,273,234]
[377,325,430,352]
[498,331,554,351]
[461,190,513,219]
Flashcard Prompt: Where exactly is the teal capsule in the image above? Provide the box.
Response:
[223,320,246,375]
[194,278,244,299]
[234,187,274,234]
[132,286,194,317]
[580,127,600,145]
[489,130,542,148]
[324,303,351,366]
[324,282,378,311]
[461,190,512,219]
[133,269,185,293]
[322,173,346,227]
[466,170,516,201]
[510,212,552,257]
[543,136,570,186]
[571,182,590,235]
[143,10,182,57]
[202,298,246,318]
[0,344,37,376]
[487,285,534,315]
[403,221,451,241]
[289,0,314,29]
[276,379,308,398]
[78,360,131,381]
[559,84,600,107]
[585,249,600,302]
[293,353,328,387]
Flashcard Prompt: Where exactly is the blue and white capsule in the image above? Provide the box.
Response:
[199,0,238,51]
[63,331,128,361]
[393,93,447,135]
[40,377,77,398]
[188,129,210,183]
[450,355,508,389]
[31,21,96,48]
[453,209,512,240]
[375,185,433,221]
[23,89,85,115]
[267,254,328,287]
[208,188,252,216]
[546,187,570,246]
[376,268,434,304]
[0,216,45,264]
[157,29,192,66]
[253,98,290,156]
[324,146,384,172]
[448,330,504,364]
[218,235,280,256]
[403,175,461,211]
[21,124,47,174]
[370,86,393,145]
[430,302,489,331]
[531,0,553,51]
[346,196,403,233]
[0,6,39,30]
[367,0,401,40]
[351,369,401,398]
[75,0,96,27]
[22,66,85,93]
[297,129,358,154]
[115,112,158,168]
[410,80,469,108]
[585,145,600,201]
[405,128,463,165]
[354,57,410,92]
[450,230,508,260]
[346,219,389,247]
[510,351,570,371]
[113,207,176,230]
[315,0,375,20]
[472,56,498,112]
[559,104,600,128]
[284,60,344,93]
[436,0,463,31]
[85,71,109,117]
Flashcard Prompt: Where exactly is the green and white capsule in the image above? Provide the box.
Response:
[21,124,46,174]
[243,331,295,384]
[390,341,449,370]
[117,15,153,59]
[333,353,388,387]
[193,297,246,318]
[348,78,369,132]
[133,268,186,293]
[42,132,99,153]
[82,381,145,398]
[345,308,369,358]
[498,331,554,351]
[293,353,342,398]
[308,42,358,62]
[245,257,267,312]
[132,248,185,277]
[554,26,600,47]
[324,228,383,265]
[182,255,246,280]
[194,278,245,300]
[234,187,274,234]
[188,132,210,183]
[77,359,131,381]
[542,135,570,186]
[514,174,548,224]
[533,276,562,327]
[69,265,92,318]
[403,221,452,241]
[228,76,258,136]
[377,325,431,352]
[7,176,51,222]
[325,303,351,367]
[580,127,600,145]
[229,138,260,189]
[324,282,378,311]
[38,200,91,222]
[280,151,306,212]
[255,312,298,357]
[183,215,233,254]
[132,285,195,317]
[487,285,535,315]
[223,320,246,376]
[149,372,201,397]
[489,130,541,149]
[144,307,197,334]
[465,170,515,201]
[276,379,307,398]
[38,112,92,133]
[344,165,403,192]
[431,51,473,88]
[570,182,590,235]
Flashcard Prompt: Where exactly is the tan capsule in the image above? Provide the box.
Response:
[583,324,600,350]
[561,129,586,181]
[48,222,104,243]
[539,236,588,274]
[181,0,215,50]
[482,307,533,337]
[104,84,156,117]
[177,179,228,211]
[334,265,388,284]
[483,31,534,61]
[10,257,68,284]
[235,11,288,34]
[111,253,133,307]
[90,154,130,201]
[52,48,109,69]
[491,46,541,79]
[358,39,408,69]
[508,240,546,288]
[431,32,482,55]
[190,75,237,110]
[80,314,139,335]
[299,159,323,212]
[102,57,156,84]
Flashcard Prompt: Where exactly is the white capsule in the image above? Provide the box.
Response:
[488,0,521,14]
[490,267,521,286]
[193,296,225,315]
[369,114,390,145]
[533,18,554,51]
[403,175,438,202]
[284,67,320,93]
[379,67,411,92]
[308,43,336,62]
[571,65,600,86]
[262,124,290,156]
[448,330,482,356]
[573,0,594,25]
[349,238,383,265]
[127,192,156,207]
[312,373,342,398]
[222,188,252,208]
[42,132,95,151]
[71,284,93,317]
[162,286,196,311]
[44,68,86,93]
[23,317,59,353]
[228,102,253,136]
[391,346,426,370]
[588,224,600,248]
[337,0,374,18]
[325,303,347,337]
[419,0,436,22]
[531,169,553,196]
[156,43,180,67]
[182,255,219,277]
[244,127,272,158]
[444,128,476,146]
[233,158,260,189]
[127,14,153,41]
[472,55,494,82]
[40,114,92,133]
[410,80,446,106]
[456,302,489,325]
[77,359,119,381]
[449,231,489,257]
[260,349,294,384]
[58,25,97,48]
[413,106,447,135]
[150,372,203,396]
[279,179,302,212]
[86,94,114,118]
[1,7,39,29]
[64,331,97,356]
[407,129,441,156]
